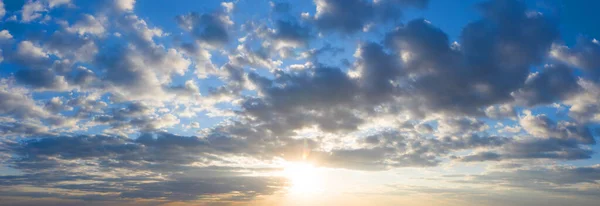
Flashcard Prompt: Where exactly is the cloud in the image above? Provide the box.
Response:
[176,11,232,48]
[0,132,288,202]
[15,68,69,90]
[16,40,48,60]
[312,0,429,33]
[475,165,600,186]
[21,0,46,23]
[270,20,312,48]
[0,0,5,19]
[47,0,71,8]
[382,0,559,114]
[485,104,516,119]
[113,0,135,12]
[0,122,49,136]
[565,80,600,122]
[0,85,50,120]
[64,14,106,36]
[512,64,580,106]
[551,38,600,79]
[519,110,595,144]
[92,14,191,101]
[458,137,594,162]
[0,0,599,204]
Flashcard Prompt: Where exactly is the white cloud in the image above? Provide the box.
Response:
[48,0,71,8]
[21,0,46,23]
[0,29,12,41]
[66,14,106,36]
[17,40,48,59]
[0,0,6,19]
[221,2,234,13]
[113,0,135,11]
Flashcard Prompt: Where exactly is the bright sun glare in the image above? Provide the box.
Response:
[283,162,322,194]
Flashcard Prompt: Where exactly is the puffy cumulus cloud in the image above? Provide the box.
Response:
[0,30,11,41]
[90,14,192,101]
[382,0,559,115]
[352,42,403,103]
[485,104,516,119]
[7,33,98,91]
[5,32,97,82]
[242,66,363,134]
[519,111,595,144]
[176,10,232,48]
[0,84,50,120]
[224,0,561,141]
[0,82,77,135]
[47,0,72,8]
[512,64,580,106]
[565,80,600,122]
[21,0,46,23]
[221,1,235,13]
[43,31,98,62]
[311,0,429,33]
[14,68,69,90]
[97,47,183,100]
[551,38,600,79]
[270,20,312,49]
[16,40,48,60]
[19,0,72,23]
[179,42,216,79]
[64,14,106,36]
[113,0,135,12]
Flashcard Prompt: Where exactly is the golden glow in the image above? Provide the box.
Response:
[283,162,322,194]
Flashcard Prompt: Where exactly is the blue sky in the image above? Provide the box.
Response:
[1,0,600,205]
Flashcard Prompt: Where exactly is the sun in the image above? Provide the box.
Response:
[283,162,322,194]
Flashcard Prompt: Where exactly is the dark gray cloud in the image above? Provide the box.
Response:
[243,66,363,134]
[551,37,600,79]
[95,13,191,99]
[15,69,68,90]
[383,0,559,114]
[0,122,49,137]
[0,89,49,120]
[0,132,288,202]
[312,0,429,33]
[513,64,580,106]
[271,20,312,48]
[176,12,231,47]
[458,137,594,162]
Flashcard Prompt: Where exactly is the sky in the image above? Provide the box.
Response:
[0,0,600,205]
